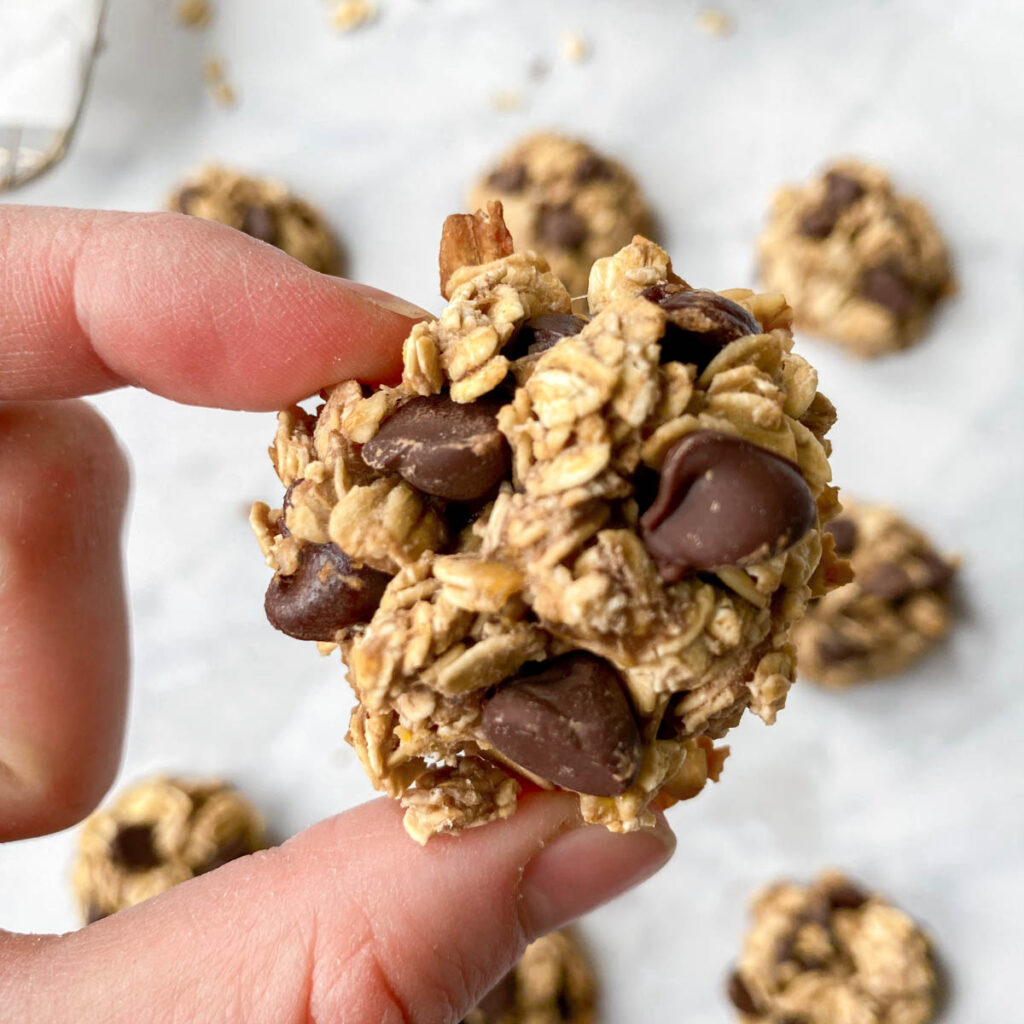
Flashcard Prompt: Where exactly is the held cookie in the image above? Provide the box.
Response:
[758,161,954,356]
[250,202,845,843]
[793,501,958,687]
[469,133,653,296]
[726,871,939,1024]
[463,930,595,1024]
[170,164,341,274]
[72,776,266,923]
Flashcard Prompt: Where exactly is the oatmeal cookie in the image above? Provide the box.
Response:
[726,871,939,1024]
[793,501,957,687]
[759,161,953,356]
[469,133,653,296]
[463,930,595,1024]
[251,203,844,843]
[169,164,341,274]
[72,776,266,923]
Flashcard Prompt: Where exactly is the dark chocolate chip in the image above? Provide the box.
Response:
[240,204,278,245]
[264,543,390,641]
[816,633,868,666]
[175,186,201,213]
[573,153,614,184]
[827,882,869,910]
[111,823,160,872]
[861,263,915,317]
[640,431,816,583]
[486,163,529,194]
[480,652,642,797]
[726,970,759,1014]
[641,285,760,372]
[918,550,955,591]
[858,561,913,601]
[502,313,588,360]
[197,835,256,874]
[536,202,588,250]
[800,204,841,240]
[470,970,517,1023]
[799,171,866,239]
[362,395,512,502]
[824,516,858,557]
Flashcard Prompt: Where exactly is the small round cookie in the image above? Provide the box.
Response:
[72,776,266,923]
[794,501,957,687]
[463,930,596,1024]
[727,871,939,1024]
[169,165,341,274]
[468,133,653,296]
[759,161,954,356]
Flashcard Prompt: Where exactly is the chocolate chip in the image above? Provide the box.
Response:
[918,550,955,591]
[799,171,865,239]
[642,285,760,372]
[858,561,913,601]
[175,186,201,213]
[240,204,278,245]
[824,516,858,557]
[86,904,110,924]
[197,835,256,874]
[861,262,915,317]
[573,153,614,184]
[470,970,517,1023]
[481,652,642,796]
[816,633,868,666]
[726,970,759,1014]
[264,543,390,641]
[640,431,816,583]
[112,824,160,871]
[486,163,528,194]
[502,313,587,360]
[828,881,869,910]
[536,202,588,250]
[362,395,512,501]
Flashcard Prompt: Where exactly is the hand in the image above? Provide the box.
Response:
[0,206,675,1022]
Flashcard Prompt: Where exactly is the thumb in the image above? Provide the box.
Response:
[6,794,674,1023]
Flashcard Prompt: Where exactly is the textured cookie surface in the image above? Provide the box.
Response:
[463,930,595,1024]
[759,161,953,356]
[727,871,938,1024]
[793,501,957,687]
[251,206,845,843]
[170,164,341,274]
[72,776,265,922]
[469,133,652,296]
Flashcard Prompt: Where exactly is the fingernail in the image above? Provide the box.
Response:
[343,281,433,320]
[519,818,675,936]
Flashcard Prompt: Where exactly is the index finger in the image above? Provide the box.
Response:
[0,205,429,410]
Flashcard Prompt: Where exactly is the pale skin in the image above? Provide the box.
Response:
[0,207,675,1023]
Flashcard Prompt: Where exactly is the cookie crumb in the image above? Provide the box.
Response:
[177,0,211,28]
[203,58,236,107]
[330,0,378,31]
[561,32,590,63]
[491,90,525,112]
[697,8,735,36]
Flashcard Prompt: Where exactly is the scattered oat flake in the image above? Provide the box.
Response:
[697,8,735,36]
[203,58,237,108]
[177,0,211,28]
[331,0,378,32]
[491,90,524,112]
[561,32,589,63]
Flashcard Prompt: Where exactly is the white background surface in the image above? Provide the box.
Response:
[1,1,1022,1020]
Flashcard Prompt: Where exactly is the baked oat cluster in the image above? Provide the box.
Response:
[793,501,957,688]
[470,133,653,296]
[72,776,265,923]
[170,164,341,274]
[759,161,954,357]
[463,930,595,1024]
[727,872,938,1024]
[251,202,846,843]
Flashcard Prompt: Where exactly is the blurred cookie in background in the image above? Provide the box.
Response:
[463,929,596,1024]
[727,871,939,1024]
[72,776,266,924]
[469,133,653,296]
[794,500,958,688]
[759,160,954,356]
[170,165,342,274]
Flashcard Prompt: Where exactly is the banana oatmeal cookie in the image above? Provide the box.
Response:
[170,164,341,274]
[72,776,266,923]
[469,133,653,296]
[726,871,938,1024]
[463,930,595,1024]
[759,160,954,356]
[793,501,957,688]
[250,202,846,843]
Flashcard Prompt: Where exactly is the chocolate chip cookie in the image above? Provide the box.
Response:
[727,871,939,1024]
[793,501,957,687]
[72,776,266,923]
[759,161,954,356]
[469,133,653,296]
[463,930,595,1024]
[250,202,844,843]
[169,165,341,274]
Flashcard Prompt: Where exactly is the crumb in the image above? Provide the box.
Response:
[177,0,211,28]
[330,0,378,31]
[697,8,735,36]
[491,90,525,112]
[203,58,237,108]
[560,32,590,63]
